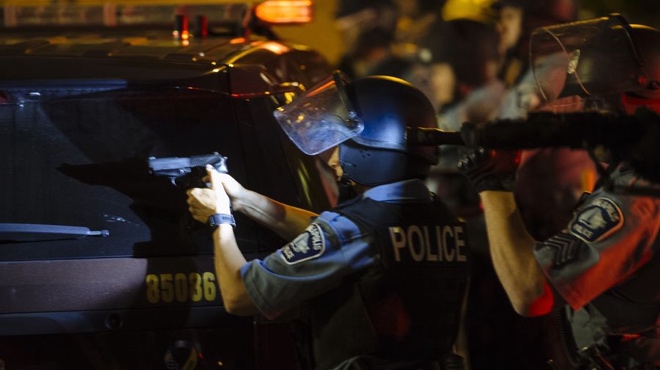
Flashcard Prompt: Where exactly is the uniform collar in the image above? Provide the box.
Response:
[362,179,432,202]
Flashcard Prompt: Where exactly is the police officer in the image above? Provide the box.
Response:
[457,15,659,369]
[187,73,470,370]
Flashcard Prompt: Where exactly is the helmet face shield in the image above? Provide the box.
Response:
[530,15,649,105]
[273,71,364,156]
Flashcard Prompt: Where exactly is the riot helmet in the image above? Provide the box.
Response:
[529,14,660,110]
[274,71,439,186]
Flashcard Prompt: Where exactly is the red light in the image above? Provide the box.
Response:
[527,282,554,317]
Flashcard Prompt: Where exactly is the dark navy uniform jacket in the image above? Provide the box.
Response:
[241,179,470,370]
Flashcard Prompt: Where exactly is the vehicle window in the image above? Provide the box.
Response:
[0,87,247,258]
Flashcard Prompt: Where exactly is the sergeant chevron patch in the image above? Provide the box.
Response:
[544,233,586,266]
[281,223,325,265]
[568,197,623,243]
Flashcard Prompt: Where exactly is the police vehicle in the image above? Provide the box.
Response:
[0,1,334,368]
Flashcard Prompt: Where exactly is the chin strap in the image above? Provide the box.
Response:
[337,175,359,203]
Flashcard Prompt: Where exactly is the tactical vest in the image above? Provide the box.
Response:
[547,169,660,369]
[306,196,470,370]
[552,256,660,369]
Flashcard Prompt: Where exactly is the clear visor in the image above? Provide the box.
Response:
[530,14,649,105]
[273,71,364,155]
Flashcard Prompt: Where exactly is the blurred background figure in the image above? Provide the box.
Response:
[423,0,503,219]
[333,0,449,90]
[392,0,447,59]
[497,0,579,88]
[333,0,400,79]
[388,0,449,103]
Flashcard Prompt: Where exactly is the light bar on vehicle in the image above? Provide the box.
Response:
[254,0,312,24]
[1,3,248,28]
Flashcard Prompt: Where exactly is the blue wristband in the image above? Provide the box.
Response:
[208,213,236,228]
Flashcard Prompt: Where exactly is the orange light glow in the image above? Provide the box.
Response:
[260,41,290,55]
[255,0,312,24]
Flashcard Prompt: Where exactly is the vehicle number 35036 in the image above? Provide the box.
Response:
[145,272,218,304]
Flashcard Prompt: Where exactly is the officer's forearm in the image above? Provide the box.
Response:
[213,225,258,316]
[231,189,317,240]
[480,191,551,316]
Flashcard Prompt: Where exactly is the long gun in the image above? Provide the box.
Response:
[407,111,650,149]
[407,109,660,184]
[458,111,648,151]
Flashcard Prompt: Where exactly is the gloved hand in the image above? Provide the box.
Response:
[457,147,521,193]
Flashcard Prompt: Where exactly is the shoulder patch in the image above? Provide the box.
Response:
[568,197,623,243]
[281,223,326,265]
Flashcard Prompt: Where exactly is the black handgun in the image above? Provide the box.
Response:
[148,152,228,187]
